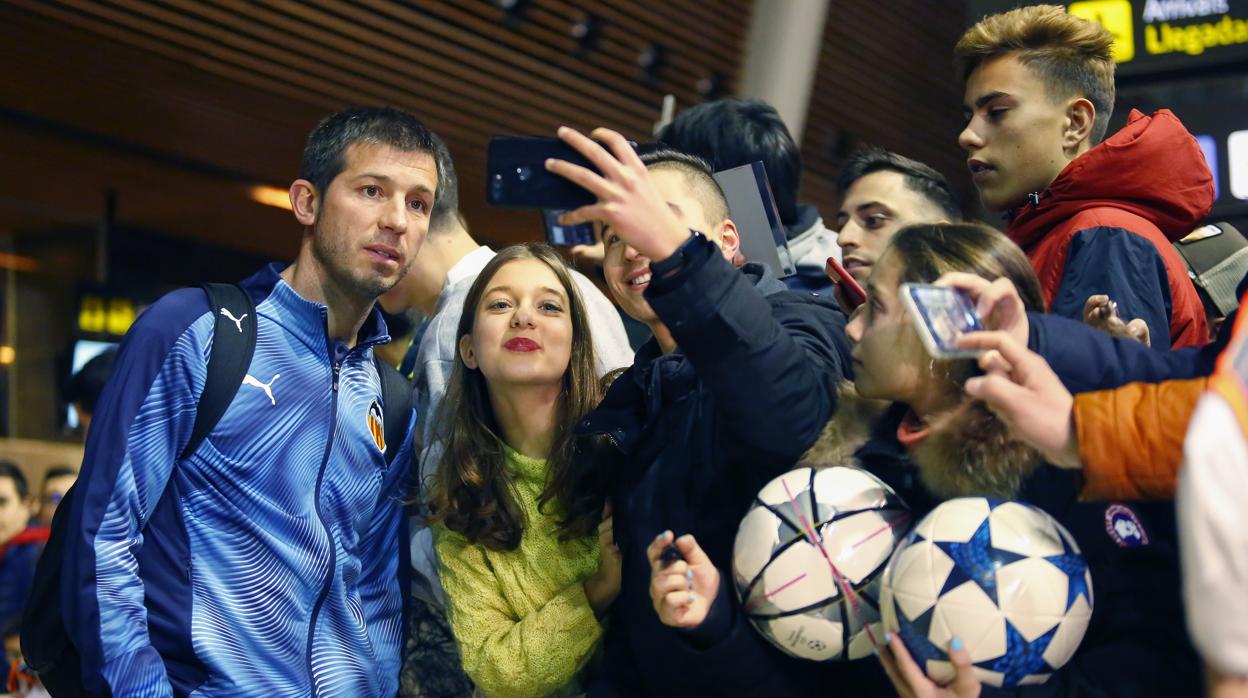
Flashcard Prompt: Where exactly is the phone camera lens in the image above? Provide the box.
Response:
[516,166,532,182]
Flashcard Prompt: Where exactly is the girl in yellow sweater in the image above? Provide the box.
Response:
[427,243,621,698]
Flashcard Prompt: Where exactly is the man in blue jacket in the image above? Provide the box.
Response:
[546,130,881,696]
[61,107,438,697]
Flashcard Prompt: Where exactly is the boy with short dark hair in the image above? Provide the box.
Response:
[834,147,961,284]
[956,4,1211,348]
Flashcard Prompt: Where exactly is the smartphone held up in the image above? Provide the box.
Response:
[899,283,985,359]
[487,135,637,210]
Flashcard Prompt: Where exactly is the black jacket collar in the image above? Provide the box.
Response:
[576,262,789,449]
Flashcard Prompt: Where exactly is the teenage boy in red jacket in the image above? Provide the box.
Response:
[955,4,1211,348]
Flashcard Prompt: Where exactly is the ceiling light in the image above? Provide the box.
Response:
[0,252,37,272]
[249,185,292,211]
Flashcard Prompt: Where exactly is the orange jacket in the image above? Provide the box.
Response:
[1073,377,1207,500]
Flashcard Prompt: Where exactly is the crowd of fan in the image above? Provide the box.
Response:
[5,4,1247,698]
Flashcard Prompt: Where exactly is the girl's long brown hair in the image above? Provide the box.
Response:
[425,243,606,551]
[887,222,1049,496]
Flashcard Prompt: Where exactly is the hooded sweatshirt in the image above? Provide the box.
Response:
[782,204,842,296]
[1007,109,1212,349]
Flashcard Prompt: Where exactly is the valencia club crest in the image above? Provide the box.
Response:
[366,399,386,454]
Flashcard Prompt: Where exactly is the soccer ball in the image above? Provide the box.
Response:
[732,466,911,661]
[880,497,1094,688]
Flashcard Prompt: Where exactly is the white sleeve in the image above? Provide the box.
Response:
[573,271,634,375]
[1179,393,1248,676]
[413,307,459,487]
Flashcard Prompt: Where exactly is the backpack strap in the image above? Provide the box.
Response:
[181,283,257,461]
[374,353,414,466]
[20,283,256,692]
[374,352,414,644]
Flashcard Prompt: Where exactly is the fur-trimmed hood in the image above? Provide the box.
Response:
[802,383,1045,500]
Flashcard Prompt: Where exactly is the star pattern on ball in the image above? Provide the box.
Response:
[895,605,947,669]
[933,518,1025,605]
[975,619,1058,688]
[1044,534,1092,612]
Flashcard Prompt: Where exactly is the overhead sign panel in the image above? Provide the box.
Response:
[968,0,1248,75]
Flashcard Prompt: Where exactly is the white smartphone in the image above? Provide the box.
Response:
[899,283,985,359]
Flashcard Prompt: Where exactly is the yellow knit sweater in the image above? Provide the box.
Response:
[434,445,602,698]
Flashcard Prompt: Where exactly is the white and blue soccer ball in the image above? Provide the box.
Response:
[733,466,911,661]
[880,497,1094,688]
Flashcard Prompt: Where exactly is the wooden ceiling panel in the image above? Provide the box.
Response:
[4,0,973,250]
[0,118,300,259]
[1,0,751,253]
[0,4,332,180]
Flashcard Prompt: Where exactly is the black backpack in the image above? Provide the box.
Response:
[21,283,413,697]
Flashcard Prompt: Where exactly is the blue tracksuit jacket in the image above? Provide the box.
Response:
[62,264,414,697]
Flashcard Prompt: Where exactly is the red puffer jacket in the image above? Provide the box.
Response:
[1008,109,1212,348]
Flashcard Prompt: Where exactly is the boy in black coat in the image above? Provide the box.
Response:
[545,131,880,696]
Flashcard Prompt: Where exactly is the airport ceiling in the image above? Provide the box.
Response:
[0,1,968,260]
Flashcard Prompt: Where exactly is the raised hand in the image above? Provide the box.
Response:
[1083,294,1151,346]
[935,272,1030,346]
[879,632,982,698]
[544,126,691,264]
[957,330,1081,469]
[646,531,720,629]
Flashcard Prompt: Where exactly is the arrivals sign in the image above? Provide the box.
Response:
[77,293,137,337]
[968,1,1248,75]
[75,287,160,338]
